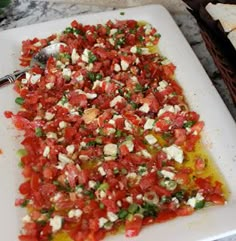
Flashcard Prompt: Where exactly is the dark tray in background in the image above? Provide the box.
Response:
[183,0,236,104]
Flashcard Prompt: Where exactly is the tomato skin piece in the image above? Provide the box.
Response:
[195,158,206,171]
[139,172,157,191]
[4,111,13,118]
[174,128,186,146]
[206,193,225,205]
[174,172,190,185]
[125,214,143,237]
[19,180,31,195]
[176,205,194,216]
[31,173,40,191]
[19,235,38,241]
[156,210,177,223]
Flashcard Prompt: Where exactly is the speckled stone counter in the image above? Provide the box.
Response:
[0,1,235,241]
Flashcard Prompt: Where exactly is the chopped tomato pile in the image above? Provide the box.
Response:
[6,19,226,241]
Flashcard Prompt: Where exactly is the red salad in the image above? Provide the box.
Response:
[5,19,226,241]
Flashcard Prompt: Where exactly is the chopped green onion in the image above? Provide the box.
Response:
[118,209,128,219]
[195,200,205,210]
[15,97,24,105]
[121,168,128,175]
[17,149,27,157]
[97,182,109,191]
[113,168,119,175]
[128,203,139,214]
[120,11,125,15]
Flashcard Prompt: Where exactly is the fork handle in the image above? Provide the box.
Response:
[0,69,26,87]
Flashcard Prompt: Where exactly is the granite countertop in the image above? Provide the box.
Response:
[0,1,235,241]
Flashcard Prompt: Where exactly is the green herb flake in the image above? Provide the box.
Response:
[84,190,95,199]
[88,51,97,64]
[134,83,143,93]
[20,199,29,208]
[130,101,139,110]
[183,121,195,128]
[99,202,105,209]
[87,140,97,147]
[15,97,24,105]
[113,167,119,175]
[141,202,158,217]
[35,127,43,137]
[87,72,96,82]
[136,47,143,55]
[120,11,125,16]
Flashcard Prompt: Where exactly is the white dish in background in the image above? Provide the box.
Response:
[0,4,236,241]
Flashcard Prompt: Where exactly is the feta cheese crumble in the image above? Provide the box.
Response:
[145,134,157,145]
[162,144,184,163]
[104,143,118,156]
[49,215,63,232]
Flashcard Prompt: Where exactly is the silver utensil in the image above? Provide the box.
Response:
[0,43,65,87]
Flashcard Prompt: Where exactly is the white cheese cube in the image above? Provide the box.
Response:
[121,60,129,71]
[99,217,108,228]
[66,145,75,155]
[57,153,73,169]
[30,74,41,84]
[130,46,137,53]
[68,209,82,218]
[46,82,54,89]
[104,143,118,156]
[44,112,55,121]
[162,144,184,163]
[126,196,133,203]
[158,104,181,117]
[62,68,72,78]
[110,95,124,107]
[161,170,175,179]
[123,139,134,152]
[139,103,150,113]
[157,80,168,92]
[114,63,121,72]
[110,28,117,35]
[71,48,79,64]
[98,166,106,176]
[43,146,50,158]
[59,121,67,129]
[88,180,97,189]
[107,212,118,222]
[46,132,57,139]
[81,48,90,63]
[144,118,155,130]
[145,134,157,145]
[49,215,63,232]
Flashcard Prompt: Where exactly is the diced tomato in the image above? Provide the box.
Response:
[174,128,186,146]
[174,172,190,185]
[156,210,177,223]
[125,214,143,237]
[195,158,206,171]
[206,193,225,205]
[176,205,194,216]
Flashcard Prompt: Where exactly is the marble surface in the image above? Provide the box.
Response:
[0,1,235,241]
